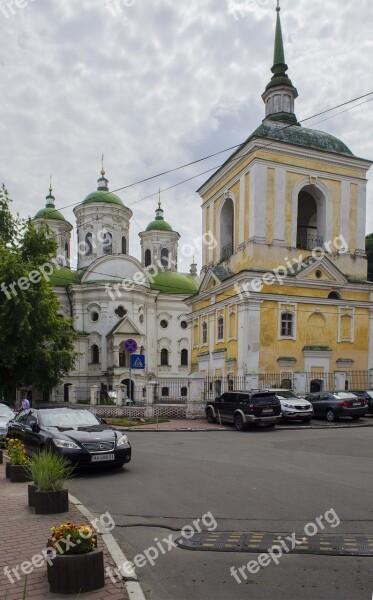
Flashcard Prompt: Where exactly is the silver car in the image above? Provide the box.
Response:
[0,403,15,444]
[270,390,314,423]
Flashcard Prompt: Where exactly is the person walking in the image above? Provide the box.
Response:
[21,397,30,410]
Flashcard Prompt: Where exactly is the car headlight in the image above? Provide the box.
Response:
[53,439,80,449]
[117,435,129,447]
[282,403,293,409]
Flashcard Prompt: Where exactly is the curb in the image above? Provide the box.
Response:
[69,494,147,600]
[111,422,373,432]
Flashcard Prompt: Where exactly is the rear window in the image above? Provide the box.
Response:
[334,392,355,399]
[251,393,277,401]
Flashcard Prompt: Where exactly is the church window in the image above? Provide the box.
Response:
[181,387,188,398]
[160,320,168,329]
[64,242,69,262]
[180,321,188,330]
[220,197,234,261]
[115,306,127,318]
[202,321,208,345]
[161,248,169,268]
[145,249,152,267]
[85,233,93,256]
[160,348,169,366]
[296,186,326,251]
[103,232,113,255]
[91,311,99,322]
[122,237,127,254]
[91,345,100,364]
[328,291,341,300]
[281,312,294,337]
[161,387,169,397]
[181,349,188,366]
[217,316,224,341]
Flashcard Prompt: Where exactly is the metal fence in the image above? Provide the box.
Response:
[204,376,247,402]
[153,380,190,404]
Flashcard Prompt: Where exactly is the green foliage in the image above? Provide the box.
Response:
[366,234,373,282]
[28,450,73,491]
[0,184,79,393]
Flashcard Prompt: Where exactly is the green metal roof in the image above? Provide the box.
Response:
[34,206,66,221]
[146,219,173,232]
[151,272,199,294]
[50,267,78,287]
[251,120,353,156]
[82,190,124,206]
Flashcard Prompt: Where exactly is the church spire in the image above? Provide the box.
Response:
[46,174,55,207]
[97,154,109,191]
[261,2,299,124]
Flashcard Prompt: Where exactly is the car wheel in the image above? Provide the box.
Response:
[206,408,216,424]
[352,416,361,421]
[234,414,245,432]
[302,418,312,423]
[326,409,336,423]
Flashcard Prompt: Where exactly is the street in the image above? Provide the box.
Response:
[70,428,373,600]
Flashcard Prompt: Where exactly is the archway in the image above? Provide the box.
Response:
[296,184,327,251]
[220,198,234,261]
[310,379,323,393]
[122,378,135,401]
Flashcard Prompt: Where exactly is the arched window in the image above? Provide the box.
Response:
[181,387,188,398]
[220,197,234,261]
[160,348,169,366]
[91,345,100,364]
[281,312,294,338]
[103,232,113,255]
[181,349,188,366]
[202,321,208,345]
[328,291,341,300]
[145,249,152,267]
[64,242,69,262]
[122,237,127,254]
[161,248,169,268]
[161,387,169,397]
[217,316,224,341]
[85,233,93,256]
[296,185,326,251]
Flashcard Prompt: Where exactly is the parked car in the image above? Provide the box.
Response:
[268,390,314,423]
[0,403,15,445]
[206,391,282,431]
[347,390,373,415]
[7,407,131,468]
[305,391,368,422]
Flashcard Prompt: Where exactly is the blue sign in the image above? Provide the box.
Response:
[131,354,145,370]
[123,339,138,354]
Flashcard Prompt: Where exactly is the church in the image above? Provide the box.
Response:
[33,167,199,404]
[186,4,373,394]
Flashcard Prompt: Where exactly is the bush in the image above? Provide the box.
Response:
[6,438,29,465]
[50,522,97,555]
[28,450,73,491]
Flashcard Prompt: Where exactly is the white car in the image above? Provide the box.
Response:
[0,403,15,443]
[269,390,314,423]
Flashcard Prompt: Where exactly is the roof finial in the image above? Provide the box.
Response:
[49,173,53,196]
[101,153,105,177]
[158,188,162,209]
[276,0,280,12]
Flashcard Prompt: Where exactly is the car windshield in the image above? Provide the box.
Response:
[0,405,13,418]
[40,410,100,428]
[275,391,299,400]
[334,392,355,399]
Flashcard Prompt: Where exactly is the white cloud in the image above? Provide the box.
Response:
[0,0,372,270]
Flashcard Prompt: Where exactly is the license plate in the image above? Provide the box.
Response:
[353,403,361,407]
[262,409,273,414]
[91,454,115,462]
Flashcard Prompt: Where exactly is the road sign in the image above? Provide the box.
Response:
[123,339,138,354]
[131,354,145,370]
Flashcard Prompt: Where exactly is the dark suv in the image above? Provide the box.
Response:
[206,391,282,431]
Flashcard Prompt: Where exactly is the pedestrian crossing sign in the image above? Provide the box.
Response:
[130,354,145,370]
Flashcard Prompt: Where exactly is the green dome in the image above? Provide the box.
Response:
[146,219,173,232]
[49,267,78,287]
[151,272,199,294]
[34,206,66,221]
[251,120,353,156]
[82,190,124,206]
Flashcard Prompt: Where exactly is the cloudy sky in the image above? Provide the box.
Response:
[1,0,372,271]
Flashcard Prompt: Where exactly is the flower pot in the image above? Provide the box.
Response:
[34,489,69,515]
[9,464,31,483]
[0,449,3,465]
[28,484,37,507]
[5,460,10,478]
[47,548,104,594]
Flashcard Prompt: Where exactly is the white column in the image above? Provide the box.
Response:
[340,180,350,251]
[238,175,245,248]
[237,304,249,377]
[247,300,262,374]
[90,385,99,406]
[249,164,267,243]
[356,182,367,254]
[146,303,158,374]
[273,167,286,246]
[202,207,207,266]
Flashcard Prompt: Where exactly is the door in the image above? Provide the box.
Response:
[23,411,41,456]
[8,410,29,444]
[308,395,321,416]
[216,393,230,422]
[318,393,331,417]
[222,393,239,423]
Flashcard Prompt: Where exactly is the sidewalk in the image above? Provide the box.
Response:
[121,419,231,431]
[0,462,128,600]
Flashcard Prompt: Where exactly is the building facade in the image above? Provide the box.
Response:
[187,5,373,393]
[33,169,199,403]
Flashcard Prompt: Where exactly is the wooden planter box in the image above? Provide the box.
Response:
[9,464,31,483]
[28,484,37,507]
[5,460,10,478]
[0,449,3,465]
[34,489,69,515]
[47,548,105,594]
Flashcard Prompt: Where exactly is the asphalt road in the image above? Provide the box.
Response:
[71,428,373,600]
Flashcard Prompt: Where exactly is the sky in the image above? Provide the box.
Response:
[0,0,372,272]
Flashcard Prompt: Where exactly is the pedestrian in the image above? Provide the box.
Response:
[21,397,30,410]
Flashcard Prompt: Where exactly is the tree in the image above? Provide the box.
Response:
[366,233,373,282]
[0,185,78,400]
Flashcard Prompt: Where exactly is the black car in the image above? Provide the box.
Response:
[305,391,368,422]
[206,391,282,431]
[7,408,131,468]
[348,390,373,415]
